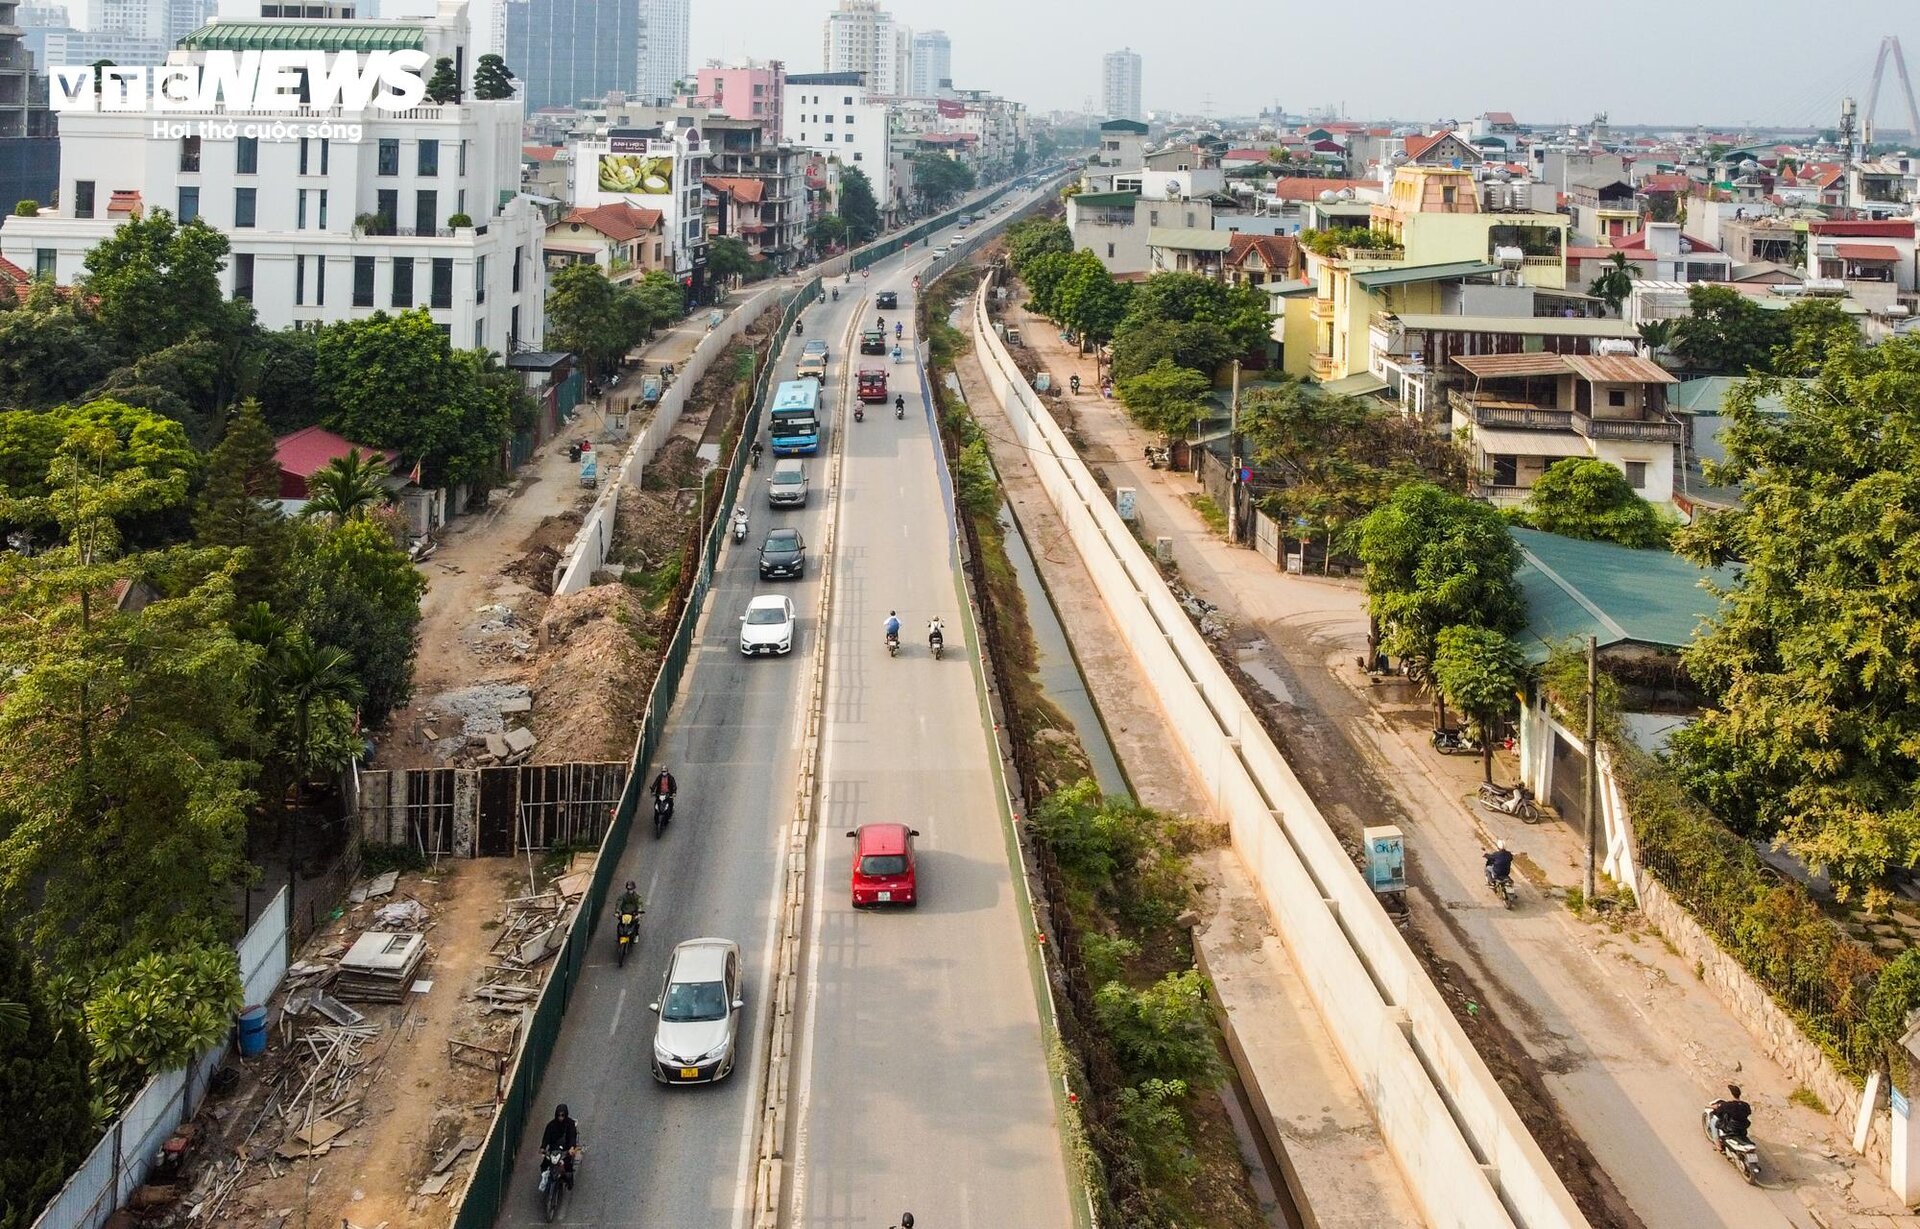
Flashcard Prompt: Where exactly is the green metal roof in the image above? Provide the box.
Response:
[179,20,426,52]
[1351,260,1502,291]
[1510,527,1737,663]
[1072,191,1137,208]
[1391,313,1638,338]
[1318,372,1388,397]
[1670,376,1805,418]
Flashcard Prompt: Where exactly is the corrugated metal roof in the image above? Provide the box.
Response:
[1351,260,1501,291]
[1318,373,1388,396]
[1392,313,1639,337]
[180,20,425,51]
[1452,353,1573,378]
[1564,354,1678,384]
[1831,242,1900,261]
[1071,191,1137,208]
[1510,527,1737,662]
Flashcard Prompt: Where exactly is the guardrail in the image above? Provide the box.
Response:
[968,268,1591,1229]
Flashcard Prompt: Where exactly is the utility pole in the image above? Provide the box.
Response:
[1583,635,1599,903]
[1227,358,1242,544]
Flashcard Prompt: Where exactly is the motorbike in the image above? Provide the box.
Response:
[1431,727,1483,755]
[929,627,944,660]
[653,791,673,838]
[733,511,748,543]
[886,630,900,658]
[1144,445,1170,469]
[616,910,639,966]
[537,1146,573,1222]
[1704,1108,1762,1184]
[750,443,762,470]
[855,404,865,422]
[1478,782,1541,823]
[831,288,839,301]
[1485,864,1516,909]
[895,398,905,420]
[895,323,903,339]
[1070,374,1081,394]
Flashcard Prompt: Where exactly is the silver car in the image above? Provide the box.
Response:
[649,938,744,1084]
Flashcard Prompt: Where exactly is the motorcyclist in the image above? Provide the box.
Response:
[877,315,886,332]
[1709,1084,1753,1142]
[750,441,763,468]
[1483,840,1514,885]
[894,321,903,338]
[617,880,644,919]
[733,506,749,536]
[831,287,839,301]
[894,393,906,415]
[652,767,677,818]
[883,610,901,643]
[540,1104,580,1187]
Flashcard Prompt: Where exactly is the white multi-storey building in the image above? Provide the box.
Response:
[566,120,708,292]
[1102,47,1142,123]
[0,0,548,355]
[821,0,909,98]
[634,0,688,104]
[783,71,892,209]
[908,28,947,97]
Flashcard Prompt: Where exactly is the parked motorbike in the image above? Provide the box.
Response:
[1478,782,1541,823]
[537,1146,574,1222]
[1703,1108,1762,1184]
[615,911,639,966]
[1144,445,1170,469]
[653,791,673,838]
[1431,727,1482,755]
[1485,864,1516,909]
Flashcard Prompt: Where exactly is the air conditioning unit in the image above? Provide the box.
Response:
[1596,339,1637,355]
[1493,245,1525,267]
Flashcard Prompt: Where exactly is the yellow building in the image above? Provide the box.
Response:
[1285,132,1570,383]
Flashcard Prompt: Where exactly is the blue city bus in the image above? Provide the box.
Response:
[768,378,821,456]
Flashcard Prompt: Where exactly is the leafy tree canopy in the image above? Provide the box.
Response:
[1117,360,1213,438]
[544,264,628,379]
[472,53,514,100]
[1520,457,1672,548]
[1433,625,1527,781]
[1588,251,1634,317]
[277,515,425,723]
[911,151,975,206]
[1298,225,1400,258]
[837,167,883,244]
[0,933,93,1229]
[1110,272,1270,379]
[1670,284,1789,375]
[706,235,755,281]
[1005,218,1072,270]
[1053,249,1131,343]
[80,208,250,357]
[0,282,119,409]
[1357,481,1525,668]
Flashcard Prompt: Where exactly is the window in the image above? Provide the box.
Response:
[177,186,199,223]
[474,319,484,348]
[510,304,520,345]
[297,189,307,229]
[392,257,414,307]
[418,138,439,176]
[825,114,833,123]
[353,255,375,306]
[457,140,467,176]
[73,180,95,218]
[415,190,437,234]
[233,252,254,301]
[378,138,399,176]
[1491,455,1518,486]
[180,136,200,172]
[319,138,329,174]
[843,95,852,105]
[1623,460,1648,488]
[475,254,486,304]
[431,257,453,308]
[317,189,328,230]
[34,248,54,279]
[298,137,310,174]
[512,245,522,292]
[845,114,854,124]
[235,135,258,174]
[1149,209,1160,226]
[853,151,862,161]
[314,254,325,306]
[1606,388,1627,408]
[376,189,397,232]
[294,254,305,305]
[1107,242,1115,258]
[234,187,256,228]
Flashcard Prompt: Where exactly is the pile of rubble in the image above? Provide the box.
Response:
[472,855,594,1011]
[415,682,539,766]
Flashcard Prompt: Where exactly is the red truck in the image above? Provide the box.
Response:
[857,369,889,403]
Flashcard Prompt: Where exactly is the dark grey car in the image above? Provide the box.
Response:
[758,527,806,579]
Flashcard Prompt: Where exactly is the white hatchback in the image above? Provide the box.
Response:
[740,594,796,655]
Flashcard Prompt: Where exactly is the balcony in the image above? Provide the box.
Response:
[1449,389,1573,432]
[1340,246,1405,262]
[1308,351,1339,381]
[1309,296,1336,323]
[1571,412,1682,443]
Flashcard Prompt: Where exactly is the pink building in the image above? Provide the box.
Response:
[692,62,786,138]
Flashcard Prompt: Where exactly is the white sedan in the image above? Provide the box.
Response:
[739,594,796,655]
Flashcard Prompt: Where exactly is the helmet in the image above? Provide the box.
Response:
[1727,1083,1742,1098]
[555,1103,569,1119]
[1495,839,1507,850]
[625,880,636,892]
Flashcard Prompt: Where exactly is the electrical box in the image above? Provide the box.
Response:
[1115,488,1137,521]
[1364,825,1406,893]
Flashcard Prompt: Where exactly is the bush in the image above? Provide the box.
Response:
[85,944,242,1111]
[13,200,38,217]
[1114,1079,1197,1182]
[1082,932,1140,986]
[1093,969,1225,1087]
[446,212,473,228]
[954,439,999,518]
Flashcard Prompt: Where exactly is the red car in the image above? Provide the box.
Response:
[848,823,919,906]
[857,368,889,403]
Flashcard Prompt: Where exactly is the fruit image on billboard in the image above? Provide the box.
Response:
[599,153,673,195]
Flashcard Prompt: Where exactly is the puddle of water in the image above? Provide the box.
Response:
[1236,648,1294,706]
[995,500,1131,799]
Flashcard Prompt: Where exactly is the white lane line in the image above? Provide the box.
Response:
[608,986,627,1039]
[729,807,788,1229]
[786,730,835,1223]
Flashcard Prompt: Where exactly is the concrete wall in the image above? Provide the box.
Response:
[970,272,1591,1229]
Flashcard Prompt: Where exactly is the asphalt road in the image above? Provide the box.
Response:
[786,212,1077,1226]
[496,186,1063,1229]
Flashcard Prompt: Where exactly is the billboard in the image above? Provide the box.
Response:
[598,135,677,197]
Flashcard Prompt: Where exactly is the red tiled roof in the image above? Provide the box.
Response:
[1832,243,1901,262]
[1810,218,1915,238]
[274,426,396,481]
[0,255,29,289]
[1269,176,1366,201]
[1223,148,1274,160]
[1225,232,1299,275]
[558,202,663,241]
[1308,139,1345,152]
[1402,131,1449,161]
[1483,111,1516,125]
[703,176,765,203]
[1637,173,1693,193]
[523,145,564,162]
[107,190,141,215]
[1611,231,1720,254]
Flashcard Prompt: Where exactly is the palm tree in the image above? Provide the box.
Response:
[303,449,389,521]
[271,630,361,896]
[1588,252,1635,318]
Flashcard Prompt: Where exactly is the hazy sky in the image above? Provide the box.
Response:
[691,1,1918,130]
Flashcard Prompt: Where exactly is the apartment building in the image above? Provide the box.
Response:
[1,1,546,353]
[783,71,892,208]
[909,28,948,96]
[0,0,58,214]
[1102,47,1141,123]
[701,113,802,270]
[822,0,910,98]
[566,120,709,294]
[505,0,638,112]
[634,0,688,104]
[692,60,784,137]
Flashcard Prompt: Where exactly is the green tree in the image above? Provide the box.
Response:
[1020,249,1073,319]
[0,933,94,1229]
[0,282,118,408]
[1298,225,1400,258]
[302,448,389,522]
[805,213,850,252]
[194,398,285,601]
[544,263,628,379]
[1433,626,1527,781]
[1636,319,1675,353]
[1054,250,1131,344]
[1772,296,1860,377]
[1356,482,1524,678]
[1670,284,1790,375]
[1111,272,1271,378]
[1670,336,1920,898]
[1521,457,1671,548]
[83,945,241,1110]
[1588,251,1634,317]
[243,326,323,434]
[278,516,425,723]
[272,630,362,792]
[1117,360,1212,438]
[1005,218,1072,271]
[838,167,882,244]
[706,235,754,282]
[911,152,975,206]
[424,55,460,103]
[1113,1079,1196,1183]
[1093,970,1225,1086]
[953,440,998,518]
[471,53,514,100]
[628,270,686,336]
[79,208,247,357]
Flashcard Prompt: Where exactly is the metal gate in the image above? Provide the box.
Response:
[1549,728,1587,830]
[518,762,628,850]
[476,767,517,856]
[407,767,456,855]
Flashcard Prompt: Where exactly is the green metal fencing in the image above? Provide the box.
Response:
[451,276,821,1229]
[848,181,1021,273]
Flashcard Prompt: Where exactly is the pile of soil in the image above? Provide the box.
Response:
[501,509,585,595]
[528,584,657,763]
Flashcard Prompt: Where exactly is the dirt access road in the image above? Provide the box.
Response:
[999,296,1920,1229]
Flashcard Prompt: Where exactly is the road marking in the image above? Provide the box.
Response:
[608,986,627,1038]
[787,730,834,1222]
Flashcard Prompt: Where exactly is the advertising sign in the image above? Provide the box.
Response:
[598,145,674,196]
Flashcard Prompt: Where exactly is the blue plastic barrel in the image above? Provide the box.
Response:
[236,1005,269,1057]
